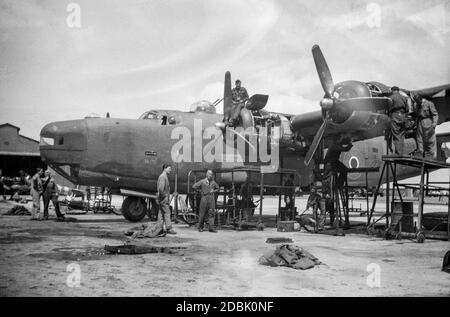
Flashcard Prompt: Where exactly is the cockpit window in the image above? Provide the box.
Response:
[141,112,158,120]
[367,83,382,96]
[140,111,177,125]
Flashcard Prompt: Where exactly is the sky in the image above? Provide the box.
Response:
[0,0,449,140]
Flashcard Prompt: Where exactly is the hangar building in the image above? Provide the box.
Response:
[0,123,73,187]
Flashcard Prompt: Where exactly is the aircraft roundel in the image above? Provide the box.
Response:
[342,149,363,181]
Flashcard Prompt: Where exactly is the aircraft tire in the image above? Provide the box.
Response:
[122,196,148,222]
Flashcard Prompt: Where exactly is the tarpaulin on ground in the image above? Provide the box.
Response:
[104,244,178,255]
[5,205,31,216]
[259,244,321,270]
[124,220,165,239]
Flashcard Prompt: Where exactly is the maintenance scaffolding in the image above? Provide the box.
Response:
[308,166,379,234]
[368,155,450,242]
[186,166,300,230]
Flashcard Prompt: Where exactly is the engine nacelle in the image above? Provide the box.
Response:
[238,108,302,151]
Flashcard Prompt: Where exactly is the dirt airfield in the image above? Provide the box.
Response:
[0,198,449,297]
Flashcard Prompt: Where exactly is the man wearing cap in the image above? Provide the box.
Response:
[157,164,176,235]
[42,170,65,221]
[229,80,249,126]
[192,169,220,232]
[388,86,412,155]
[414,94,438,159]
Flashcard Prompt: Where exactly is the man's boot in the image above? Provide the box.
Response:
[166,228,177,235]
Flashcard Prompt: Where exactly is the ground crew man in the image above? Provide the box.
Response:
[389,86,412,155]
[42,170,65,221]
[322,136,352,188]
[30,168,43,220]
[303,186,325,232]
[18,170,29,185]
[239,179,255,219]
[414,94,438,159]
[157,164,176,235]
[283,174,296,218]
[229,79,249,126]
[322,135,353,224]
[192,169,219,232]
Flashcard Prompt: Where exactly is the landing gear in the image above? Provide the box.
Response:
[121,196,148,222]
[147,198,158,221]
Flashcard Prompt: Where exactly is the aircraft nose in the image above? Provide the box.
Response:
[40,120,87,164]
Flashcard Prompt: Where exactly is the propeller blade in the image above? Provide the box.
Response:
[304,117,329,166]
[335,97,392,112]
[312,45,334,98]
[223,71,232,122]
[227,128,256,152]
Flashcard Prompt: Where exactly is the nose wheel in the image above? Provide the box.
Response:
[121,196,148,222]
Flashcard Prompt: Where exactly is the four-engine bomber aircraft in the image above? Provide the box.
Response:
[40,45,450,221]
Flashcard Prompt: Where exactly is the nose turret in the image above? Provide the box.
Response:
[40,120,87,165]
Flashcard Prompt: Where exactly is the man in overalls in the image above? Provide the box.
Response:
[193,170,220,232]
[414,94,438,159]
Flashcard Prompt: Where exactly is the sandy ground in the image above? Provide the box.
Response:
[0,197,449,297]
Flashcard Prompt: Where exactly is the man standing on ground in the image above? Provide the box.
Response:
[157,164,177,235]
[30,168,43,220]
[322,135,353,225]
[284,174,296,218]
[239,179,255,220]
[42,170,65,221]
[193,170,220,233]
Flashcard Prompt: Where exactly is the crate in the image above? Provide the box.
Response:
[391,202,414,233]
[277,221,297,232]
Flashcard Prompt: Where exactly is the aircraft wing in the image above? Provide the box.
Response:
[290,110,390,144]
[410,84,450,98]
[407,84,450,124]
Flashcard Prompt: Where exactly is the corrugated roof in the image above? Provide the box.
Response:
[0,122,39,144]
[0,123,20,130]
[0,151,41,157]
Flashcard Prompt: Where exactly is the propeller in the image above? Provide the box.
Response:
[304,45,392,166]
[210,71,256,155]
[304,45,336,165]
[304,114,330,166]
[214,71,232,131]
[312,44,334,100]
[223,71,233,124]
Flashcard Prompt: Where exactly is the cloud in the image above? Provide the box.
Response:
[404,2,449,46]
[102,0,281,99]
[0,0,449,139]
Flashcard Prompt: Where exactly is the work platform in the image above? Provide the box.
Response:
[186,166,300,230]
[368,155,450,242]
